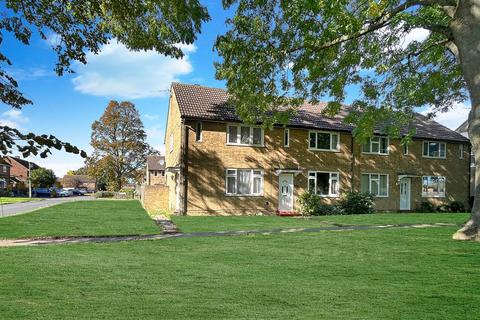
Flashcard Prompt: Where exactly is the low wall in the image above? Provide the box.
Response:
[141,185,169,214]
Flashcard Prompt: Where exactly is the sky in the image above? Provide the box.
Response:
[0,2,471,177]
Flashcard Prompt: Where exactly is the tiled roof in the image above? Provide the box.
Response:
[172,82,469,143]
[5,156,40,169]
[147,155,165,171]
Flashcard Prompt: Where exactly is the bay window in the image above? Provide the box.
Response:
[422,176,446,197]
[308,171,339,197]
[226,169,263,196]
[227,124,264,146]
[361,173,389,197]
[308,131,340,151]
[423,141,446,158]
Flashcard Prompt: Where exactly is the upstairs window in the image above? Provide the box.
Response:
[459,144,464,159]
[423,141,446,158]
[422,176,445,197]
[226,169,263,196]
[361,173,389,197]
[362,136,389,154]
[308,171,339,197]
[195,121,202,142]
[284,129,290,147]
[2,166,6,173]
[227,125,264,146]
[309,131,340,151]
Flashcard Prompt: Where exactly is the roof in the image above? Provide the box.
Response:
[147,155,165,171]
[61,175,95,183]
[172,82,469,143]
[0,158,11,167]
[456,120,469,138]
[5,156,40,169]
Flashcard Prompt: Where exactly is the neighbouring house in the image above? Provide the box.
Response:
[456,120,475,199]
[0,158,12,190]
[165,82,470,215]
[61,175,96,192]
[146,155,166,186]
[3,156,40,184]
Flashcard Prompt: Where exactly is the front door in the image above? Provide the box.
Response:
[279,174,294,212]
[399,178,411,210]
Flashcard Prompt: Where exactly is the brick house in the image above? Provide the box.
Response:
[3,156,40,184]
[145,155,166,186]
[165,83,470,215]
[0,158,12,189]
[61,175,97,192]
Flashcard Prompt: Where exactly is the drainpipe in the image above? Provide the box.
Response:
[180,119,189,216]
[350,135,355,192]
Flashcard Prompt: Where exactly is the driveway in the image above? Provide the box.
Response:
[0,196,93,218]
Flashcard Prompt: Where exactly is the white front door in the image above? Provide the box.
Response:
[399,178,411,210]
[279,174,294,212]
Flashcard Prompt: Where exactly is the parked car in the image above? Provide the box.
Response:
[33,188,51,197]
[70,188,87,196]
[56,189,73,197]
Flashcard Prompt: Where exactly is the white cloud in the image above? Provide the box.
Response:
[6,67,52,81]
[401,28,430,49]
[420,102,471,130]
[144,113,159,121]
[72,41,196,99]
[146,125,165,155]
[0,109,29,129]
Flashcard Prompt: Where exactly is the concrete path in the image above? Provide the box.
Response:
[0,196,93,218]
[0,222,459,247]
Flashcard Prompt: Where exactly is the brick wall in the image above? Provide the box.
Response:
[142,185,169,214]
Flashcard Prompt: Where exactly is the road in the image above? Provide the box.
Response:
[0,196,93,218]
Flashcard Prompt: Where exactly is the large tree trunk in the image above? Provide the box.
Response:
[451,0,480,240]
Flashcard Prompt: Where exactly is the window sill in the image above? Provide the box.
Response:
[308,148,340,153]
[318,195,340,198]
[421,194,446,198]
[226,143,265,148]
[361,152,389,156]
[422,156,446,159]
[225,194,264,197]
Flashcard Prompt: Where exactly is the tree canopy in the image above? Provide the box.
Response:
[0,0,209,157]
[30,167,56,188]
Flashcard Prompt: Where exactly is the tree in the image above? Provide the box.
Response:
[1,0,209,157]
[91,101,153,191]
[30,168,56,188]
[215,0,480,240]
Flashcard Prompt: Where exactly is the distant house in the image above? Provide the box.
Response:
[146,155,166,186]
[61,175,96,192]
[0,158,12,189]
[456,120,474,198]
[3,156,40,184]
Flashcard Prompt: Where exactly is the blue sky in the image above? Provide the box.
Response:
[0,1,470,176]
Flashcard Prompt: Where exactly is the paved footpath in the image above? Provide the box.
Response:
[0,196,93,218]
[0,222,459,247]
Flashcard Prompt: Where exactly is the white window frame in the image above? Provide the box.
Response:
[308,131,340,152]
[362,136,389,155]
[307,171,340,197]
[459,144,464,159]
[422,141,446,159]
[422,176,446,198]
[361,173,389,197]
[195,121,202,142]
[169,133,174,153]
[2,165,6,173]
[225,169,264,196]
[226,124,264,147]
[284,128,290,147]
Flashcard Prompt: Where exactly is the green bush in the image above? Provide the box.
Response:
[449,201,465,213]
[436,204,450,213]
[94,191,115,198]
[298,191,343,216]
[339,192,375,215]
[419,201,436,213]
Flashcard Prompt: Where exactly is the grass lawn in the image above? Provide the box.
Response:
[0,226,479,319]
[0,197,42,205]
[172,212,470,233]
[0,200,159,239]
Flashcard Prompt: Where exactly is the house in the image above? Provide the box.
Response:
[164,83,470,215]
[0,158,11,189]
[456,120,475,199]
[3,156,40,184]
[61,175,96,192]
[146,155,166,186]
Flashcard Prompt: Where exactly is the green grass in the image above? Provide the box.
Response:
[0,226,478,319]
[172,212,470,233]
[0,200,159,239]
[0,197,42,205]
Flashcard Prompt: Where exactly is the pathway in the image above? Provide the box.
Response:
[0,196,93,218]
[0,222,459,247]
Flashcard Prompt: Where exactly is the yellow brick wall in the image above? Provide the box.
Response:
[184,120,470,215]
[143,185,169,214]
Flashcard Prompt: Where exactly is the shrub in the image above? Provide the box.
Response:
[94,191,115,198]
[449,201,466,213]
[436,204,450,213]
[419,201,436,213]
[298,191,344,216]
[339,192,375,215]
